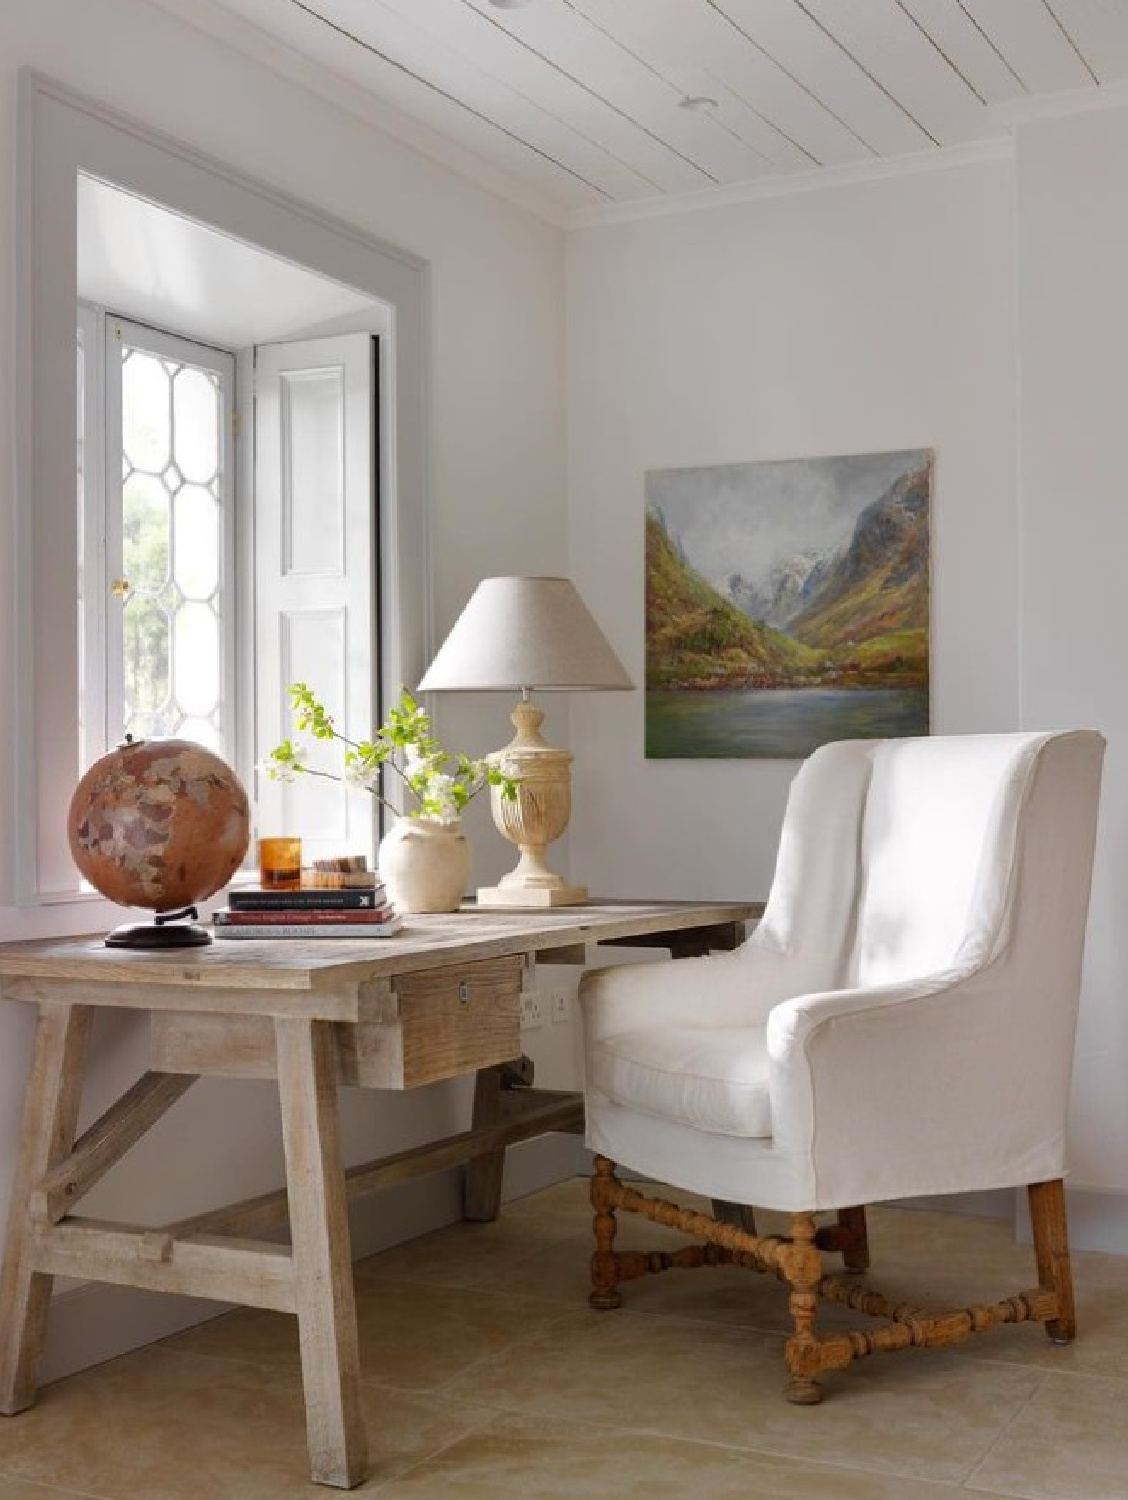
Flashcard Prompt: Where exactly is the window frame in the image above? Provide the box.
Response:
[15,72,430,907]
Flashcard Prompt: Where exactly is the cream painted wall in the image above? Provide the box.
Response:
[0,0,568,1366]
[566,159,1020,903]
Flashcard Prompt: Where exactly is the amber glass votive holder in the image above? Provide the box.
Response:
[258,837,302,890]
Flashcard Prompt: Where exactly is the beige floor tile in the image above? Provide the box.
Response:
[960,1282,1128,1381]
[0,1479,101,1500]
[5,1178,1126,1498]
[355,1211,578,1292]
[376,1411,1018,1500]
[0,1346,491,1498]
[503,1177,596,1220]
[967,1370,1128,1499]
[504,1176,713,1224]
[163,1276,582,1392]
[357,1188,706,1308]
[439,1308,1045,1484]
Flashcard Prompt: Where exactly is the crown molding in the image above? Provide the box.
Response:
[992,77,1128,131]
[566,135,1014,232]
[138,0,571,227]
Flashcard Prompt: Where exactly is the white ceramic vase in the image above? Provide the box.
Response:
[377,816,470,914]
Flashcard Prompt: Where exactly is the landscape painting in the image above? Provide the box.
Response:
[645,449,932,758]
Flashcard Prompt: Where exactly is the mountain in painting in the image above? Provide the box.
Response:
[646,511,820,689]
[647,462,930,693]
[728,550,822,629]
[786,464,930,684]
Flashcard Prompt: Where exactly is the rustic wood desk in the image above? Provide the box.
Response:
[0,899,758,1489]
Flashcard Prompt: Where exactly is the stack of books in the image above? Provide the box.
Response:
[212,881,401,940]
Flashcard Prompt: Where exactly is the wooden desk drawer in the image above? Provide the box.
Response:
[151,954,525,1090]
[338,955,524,1089]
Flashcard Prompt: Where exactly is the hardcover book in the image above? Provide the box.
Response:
[212,917,404,940]
[226,886,384,911]
[214,906,395,926]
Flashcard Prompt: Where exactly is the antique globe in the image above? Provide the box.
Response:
[68,737,251,948]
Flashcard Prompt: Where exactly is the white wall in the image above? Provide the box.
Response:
[565,125,1128,1243]
[567,158,1020,902]
[1015,104,1128,1202]
[0,0,568,1369]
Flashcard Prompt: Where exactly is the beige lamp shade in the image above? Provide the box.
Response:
[417,576,632,908]
[417,576,632,693]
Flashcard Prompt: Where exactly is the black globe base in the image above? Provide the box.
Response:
[105,905,213,949]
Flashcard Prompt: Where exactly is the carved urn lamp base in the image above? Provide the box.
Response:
[477,878,587,909]
[476,699,587,909]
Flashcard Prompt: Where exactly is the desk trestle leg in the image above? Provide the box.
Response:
[0,1002,92,1414]
[275,1018,368,1489]
[464,1065,506,1222]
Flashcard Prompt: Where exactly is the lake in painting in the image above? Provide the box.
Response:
[646,687,929,759]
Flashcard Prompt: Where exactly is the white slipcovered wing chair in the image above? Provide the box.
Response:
[580,731,1105,1402]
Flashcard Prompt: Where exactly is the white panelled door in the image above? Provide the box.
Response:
[254,333,378,866]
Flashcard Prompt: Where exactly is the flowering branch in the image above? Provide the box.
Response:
[263,684,518,823]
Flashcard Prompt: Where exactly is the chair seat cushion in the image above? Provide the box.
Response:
[592,1026,772,1139]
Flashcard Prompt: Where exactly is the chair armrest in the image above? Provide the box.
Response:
[579,940,836,1046]
[767,964,978,1058]
[765,960,1073,1206]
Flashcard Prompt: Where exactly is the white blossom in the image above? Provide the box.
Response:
[260,746,306,784]
[425,773,460,822]
[344,758,381,793]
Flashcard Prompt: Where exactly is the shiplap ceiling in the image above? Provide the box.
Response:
[172,0,1128,221]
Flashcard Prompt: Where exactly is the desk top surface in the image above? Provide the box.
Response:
[0,900,761,996]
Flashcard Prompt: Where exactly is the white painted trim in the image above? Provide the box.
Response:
[566,136,1015,232]
[137,0,570,229]
[40,1133,582,1385]
[15,70,431,905]
[992,76,1128,131]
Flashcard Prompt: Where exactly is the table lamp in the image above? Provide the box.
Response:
[417,576,633,907]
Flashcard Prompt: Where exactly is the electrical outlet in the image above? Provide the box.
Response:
[551,990,570,1025]
[521,991,544,1030]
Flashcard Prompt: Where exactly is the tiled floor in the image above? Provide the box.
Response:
[2,1177,1127,1497]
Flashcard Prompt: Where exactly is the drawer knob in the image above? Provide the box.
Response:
[458,979,472,1004]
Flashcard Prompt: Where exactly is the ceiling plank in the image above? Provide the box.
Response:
[217,0,604,209]
[1045,0,1128,83]
[960,0,1098,91]
[797,0,997,143]
[579,0,878,167]
[178,0,1128,210]
[718,0,938,150]
[295,0,663,200]
[373,0,711,194]
[897,0,1029,104]
[463,0,783,188]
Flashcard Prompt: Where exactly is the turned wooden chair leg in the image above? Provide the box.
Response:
[836,1205,870,1271]
[713,1199,758,1235]
[783,1212,825,1405]
[0,1003,92,1416]
[590,1155,622,1310]
[275,1018,368,1489]
[1028,1179,1075,1345]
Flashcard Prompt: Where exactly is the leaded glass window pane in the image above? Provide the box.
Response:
[108,321,233,756]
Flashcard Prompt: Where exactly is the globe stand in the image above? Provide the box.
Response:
[105,906,212,950]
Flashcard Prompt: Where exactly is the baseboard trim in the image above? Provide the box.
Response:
[41,1132,584,1386]
[893,1189,1017,1220]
